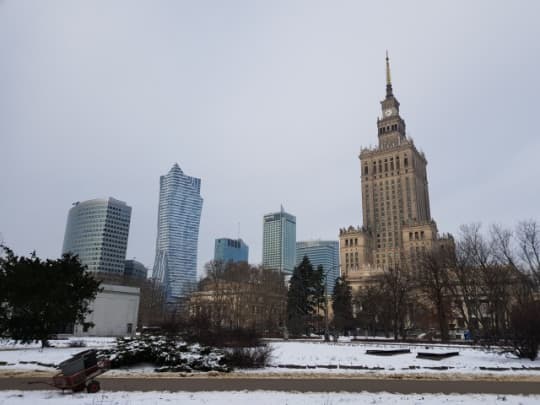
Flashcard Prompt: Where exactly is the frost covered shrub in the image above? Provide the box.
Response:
[224,345,273,368]
[98,335,230,372]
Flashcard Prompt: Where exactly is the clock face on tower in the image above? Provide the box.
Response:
[384,109,393,117]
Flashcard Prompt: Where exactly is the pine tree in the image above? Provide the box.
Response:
[332,277,354,335]
[286,256,316,336]
[0,246,102,347]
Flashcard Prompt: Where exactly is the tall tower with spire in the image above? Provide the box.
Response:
[339,53,451,288]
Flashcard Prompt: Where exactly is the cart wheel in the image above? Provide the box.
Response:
[86,380,100,393]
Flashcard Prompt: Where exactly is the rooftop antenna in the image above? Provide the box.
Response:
[237,222,241,239]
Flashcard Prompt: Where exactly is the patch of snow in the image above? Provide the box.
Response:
[0,390,538,405]
[2,339,540,377]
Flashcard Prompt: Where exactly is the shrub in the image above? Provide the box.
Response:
[509,300,540,360]
[68,339,87,348]
[97,335,230,372]
[224,345,273,368]
[182,319,261,348]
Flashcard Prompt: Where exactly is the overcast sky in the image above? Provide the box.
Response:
[1,1,539,277]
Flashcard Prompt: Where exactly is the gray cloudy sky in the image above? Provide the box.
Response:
[1,1,539,276]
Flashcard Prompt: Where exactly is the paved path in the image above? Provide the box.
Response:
[2,376,540,395]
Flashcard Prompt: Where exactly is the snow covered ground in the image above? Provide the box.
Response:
[261,341,540,375]
[0,390,539,404]
[1,338,540,376]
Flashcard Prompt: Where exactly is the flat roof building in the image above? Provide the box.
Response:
[214,238,249,264]
[262,206,296,275]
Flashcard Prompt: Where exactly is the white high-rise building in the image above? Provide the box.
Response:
[153,163,203,301]
[62,198,132,275]
[262,207,296,275]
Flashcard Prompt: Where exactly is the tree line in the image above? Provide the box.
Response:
[353,220,540,359]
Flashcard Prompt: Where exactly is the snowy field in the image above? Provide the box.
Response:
[262,341,540,375]
[1,338,540,376]
[0,390,539,405]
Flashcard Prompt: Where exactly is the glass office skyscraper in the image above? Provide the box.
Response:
[62,197,132,275]
[153,164,203,301]
[296,240,340,292]
[262,207,296,275]
[214,238,249,263]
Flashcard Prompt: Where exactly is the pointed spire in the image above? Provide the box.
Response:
[385,50,393,97]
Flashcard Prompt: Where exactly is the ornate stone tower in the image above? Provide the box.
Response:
[340,53,451,288]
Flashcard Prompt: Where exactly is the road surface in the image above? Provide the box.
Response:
[1,375,540,395]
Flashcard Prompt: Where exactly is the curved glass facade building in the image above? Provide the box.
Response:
[153,164,203,301]
[62,197,132,275]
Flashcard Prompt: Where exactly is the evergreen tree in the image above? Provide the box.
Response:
[286,256,317,336]
[0,246,102,347]
[310,265,326,330]
[332,277,354,335]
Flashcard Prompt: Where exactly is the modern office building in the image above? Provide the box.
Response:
[214,238,249,264]
[62,198,131,275]
[340,53,452,291]
[262,207,296,275]
[296,240,340,292]
[124,259,149,280]
[153,163,203,301]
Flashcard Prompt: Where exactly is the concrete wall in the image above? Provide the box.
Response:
[74,284,140,337]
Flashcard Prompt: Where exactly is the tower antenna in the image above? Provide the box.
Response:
[386,50,393,97]
[386,50,392,85]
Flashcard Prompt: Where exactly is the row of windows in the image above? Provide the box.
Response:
[409,231,425,240]
[364,155,409,176]
[378,123,400,135]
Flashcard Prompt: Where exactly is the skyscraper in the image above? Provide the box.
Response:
[296,240,340,292]
[153,163,203,301]
[340,54,452,289]
[62,198,131,275]
[214,238,249,264]
[262,207,296,275]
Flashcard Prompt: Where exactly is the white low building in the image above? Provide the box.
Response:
[74,284,140,337]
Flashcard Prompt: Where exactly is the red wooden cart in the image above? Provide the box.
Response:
[52,350,111,393]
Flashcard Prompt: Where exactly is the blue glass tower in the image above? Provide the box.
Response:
[153,164,203,301]
[214,238,249,264]
[296,240,340,293]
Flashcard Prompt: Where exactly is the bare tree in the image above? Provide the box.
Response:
[190,261,287,336]
[354,284,392,337]
[378,266,413,340]
[516,220,540,286]
[449,224,489,339]
[417,244,455,341]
